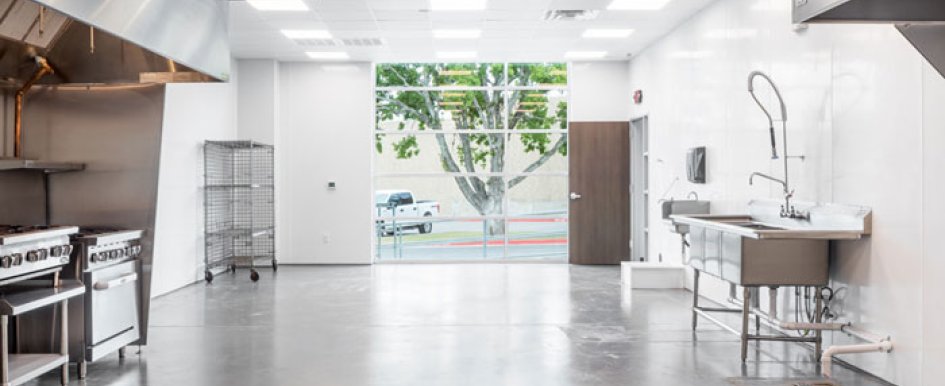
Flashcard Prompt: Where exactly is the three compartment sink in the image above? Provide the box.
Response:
[670,200,872,287]
[661,200,710,234]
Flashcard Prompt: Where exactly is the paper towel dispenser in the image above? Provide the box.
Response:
[687,147,706,184]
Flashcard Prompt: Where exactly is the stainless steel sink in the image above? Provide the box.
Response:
[661,200,710,234]
[671,200,872,286]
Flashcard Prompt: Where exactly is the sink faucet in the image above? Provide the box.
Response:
[748,71,808,220]
[749,172,806,219]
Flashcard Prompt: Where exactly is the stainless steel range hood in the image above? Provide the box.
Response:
[0,0,230,84]
[793,0,945,78]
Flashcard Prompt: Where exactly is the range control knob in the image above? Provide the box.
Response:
[38,249,48,260]
[26,251,39,262]
[0,256,10,269]
[11,254,22,266]
[50,246,61,257]
[64,245,73,256]
[89,253,98,263]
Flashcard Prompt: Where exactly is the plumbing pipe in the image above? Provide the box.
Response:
[727,297,849,331]
[821,340,893,378]
[14,56,54,158]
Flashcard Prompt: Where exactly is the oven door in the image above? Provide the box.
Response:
[85,260,140,361]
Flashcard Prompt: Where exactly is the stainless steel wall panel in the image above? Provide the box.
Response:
[22,83,164,344]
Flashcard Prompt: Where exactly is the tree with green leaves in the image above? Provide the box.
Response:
[375,63,568,235]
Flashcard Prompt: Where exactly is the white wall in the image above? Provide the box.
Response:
[570,61,630,122]
[152,78,238,298]
[277,62,374,264]
[237,59,279,144]
[627,0,945,384]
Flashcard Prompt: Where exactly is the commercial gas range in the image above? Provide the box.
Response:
[65,228,144,378]
[0,225,77,284]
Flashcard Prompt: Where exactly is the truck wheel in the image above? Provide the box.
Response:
[419,213,433,234]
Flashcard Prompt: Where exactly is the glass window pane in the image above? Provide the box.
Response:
[376,63,434,87]
[375,133,510,175]
[508,63,568,87]
[376,90,505,131]
[374,176,505,218]
[376,219,505,261]
[505,133,568,174]
[433,63,505,87]
[506,89,568,131]
[505,218,568,260]
[506,176,568,216]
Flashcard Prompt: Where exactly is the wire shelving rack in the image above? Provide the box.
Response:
[203,141,275,282]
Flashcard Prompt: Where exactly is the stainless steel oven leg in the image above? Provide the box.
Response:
[119,346,127,359]
[60,300,68,385]
[692,269,700,331]
[741,286,751,362]
[78,360,87,379]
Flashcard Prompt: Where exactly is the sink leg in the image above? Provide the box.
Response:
[741,286,751,362]
[691,269,700,331]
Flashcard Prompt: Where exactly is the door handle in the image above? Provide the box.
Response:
[93,272,138,291]
[570,192,582,200]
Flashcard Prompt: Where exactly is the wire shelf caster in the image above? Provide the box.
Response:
[229,264,237,274]
[271,260,278,272]
[250,270,260,282]
[204,270,214,283]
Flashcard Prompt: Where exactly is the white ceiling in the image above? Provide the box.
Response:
[228,0,717,62]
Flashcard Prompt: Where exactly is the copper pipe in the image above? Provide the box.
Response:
[14,56,53,158]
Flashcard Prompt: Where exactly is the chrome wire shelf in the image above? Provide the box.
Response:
[203,141,275,283]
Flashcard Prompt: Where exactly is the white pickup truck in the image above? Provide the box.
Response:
[375,190,440,234]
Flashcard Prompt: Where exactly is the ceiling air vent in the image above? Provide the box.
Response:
[293,38,384,48]
[340,38,385,47]
[543,10,600,21]
[294,39,338,47]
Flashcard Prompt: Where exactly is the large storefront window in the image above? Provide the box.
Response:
[374,63,568,261]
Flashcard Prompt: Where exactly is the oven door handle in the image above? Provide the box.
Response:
[93,272,138,291]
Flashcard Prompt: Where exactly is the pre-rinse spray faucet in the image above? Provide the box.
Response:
[747,71,808,220]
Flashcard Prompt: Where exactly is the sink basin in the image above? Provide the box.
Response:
[670,200,873,287]
[661,200,710,234]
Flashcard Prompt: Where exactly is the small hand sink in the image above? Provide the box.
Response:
[661,200,710,234]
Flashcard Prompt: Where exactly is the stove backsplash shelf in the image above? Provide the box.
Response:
[0,159,85,174]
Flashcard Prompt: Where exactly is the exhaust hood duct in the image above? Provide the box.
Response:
[31,0,230,82]
[0,0,229,84]
[793,0,945,78]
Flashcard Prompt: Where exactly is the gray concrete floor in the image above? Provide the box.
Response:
[32,264,890,385]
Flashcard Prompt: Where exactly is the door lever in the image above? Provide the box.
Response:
[569,192,582,200]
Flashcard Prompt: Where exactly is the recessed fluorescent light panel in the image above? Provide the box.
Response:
[565,51,608,59]
[282,30,332,39]
[246,0,309,11]
[430,0,487,11]
[436,51,478,60]
[607,0,671,10]
[582,29,635,38]
[433,29,482,39]
[306,51,350,60]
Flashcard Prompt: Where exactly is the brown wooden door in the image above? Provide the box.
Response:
[568,122,630,265]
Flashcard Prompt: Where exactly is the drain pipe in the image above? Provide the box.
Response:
[725,286,893,377]
[821,326,894,378]
[14,56,54,158]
